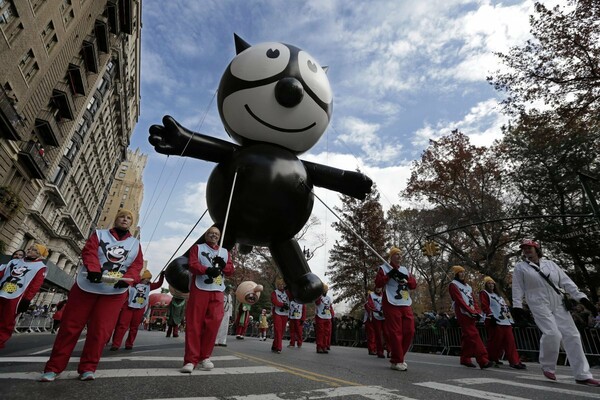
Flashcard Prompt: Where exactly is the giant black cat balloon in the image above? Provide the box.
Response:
[150,34,372,303]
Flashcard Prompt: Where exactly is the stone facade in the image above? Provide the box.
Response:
[97,148,146,237]
[0,0,142,297]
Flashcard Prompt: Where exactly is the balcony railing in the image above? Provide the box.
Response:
[17,141,49,180]
[0,89,22,141]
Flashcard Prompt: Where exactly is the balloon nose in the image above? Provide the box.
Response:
[275,77,304,108]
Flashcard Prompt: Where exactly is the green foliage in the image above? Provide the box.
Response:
[327,181,388,311]
[487,0,600,298]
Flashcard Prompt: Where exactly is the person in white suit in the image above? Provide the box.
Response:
[215,285,233,346]
[512,239,599,387]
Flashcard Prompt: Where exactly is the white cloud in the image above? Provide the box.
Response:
[412,98,507,147]
[335,116,403,164]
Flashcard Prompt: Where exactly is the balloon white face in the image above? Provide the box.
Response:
[219,41,333,154]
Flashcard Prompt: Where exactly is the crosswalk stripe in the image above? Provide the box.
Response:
[0,366,282,380]
[145,385,417,400]
[0,355,239,363]
[456,377,600,398]
[414,382,529,400]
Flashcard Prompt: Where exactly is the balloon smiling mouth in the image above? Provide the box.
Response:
[244,105,316,133]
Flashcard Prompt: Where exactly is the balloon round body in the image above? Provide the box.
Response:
[207,144,313,246]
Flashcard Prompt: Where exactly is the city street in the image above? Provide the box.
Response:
[1,330,599,400]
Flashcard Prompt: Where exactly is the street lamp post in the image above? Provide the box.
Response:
[303,246,312,260]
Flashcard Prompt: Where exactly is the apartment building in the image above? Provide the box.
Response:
[97,147,146,237]
[0,0,141,293]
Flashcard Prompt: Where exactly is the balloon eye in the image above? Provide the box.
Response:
[307,60,317,72]
[266,49,280,59]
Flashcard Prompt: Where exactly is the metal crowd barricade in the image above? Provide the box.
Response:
[14,313,34,332]
[29,315,52,332]
[410,327,445,354]
[335,326,360,346]
[442,327,462,355]
[581,328,600,356]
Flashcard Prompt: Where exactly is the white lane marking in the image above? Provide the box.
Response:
[456,377,600,398]
[30,338,86,355]
[516,373,583,384]
[414,382,529,400]
[145,385,416,400]
[0,355,239,363]
[0,366,282,380]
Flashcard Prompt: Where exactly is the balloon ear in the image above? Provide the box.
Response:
[234,33,251,54]
[322,66,329,74]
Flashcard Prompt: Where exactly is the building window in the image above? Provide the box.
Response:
[0,0,16,26]
[7,169,24,193]
[19,234,33,253]
[31,0,46,13]
[18,49,39,83]
[0,1,22,44]
[41,20,58,54]
[60,0,73,26]
[52,165,67,187]
[3,82,17,105]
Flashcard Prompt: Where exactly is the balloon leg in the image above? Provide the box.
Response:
[270,239,323,303]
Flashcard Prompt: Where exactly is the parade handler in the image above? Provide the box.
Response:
[180,226,234,373]
[40,209,144,382]
[0,244,48,348]
[314,284,334,354]
[375,247,416,370]
[110,269,165,350]
[479,276,525,369]
[512,239,599,386]
[449,265,492,369]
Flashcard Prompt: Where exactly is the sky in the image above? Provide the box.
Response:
[129,0,560,300]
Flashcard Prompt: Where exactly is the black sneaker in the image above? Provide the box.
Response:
[510,363,527,370]
[480,361,494,369]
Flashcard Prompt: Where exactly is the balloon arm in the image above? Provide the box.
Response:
[149,115,238,163]
[302,160,373,200]
[181,132,238,162]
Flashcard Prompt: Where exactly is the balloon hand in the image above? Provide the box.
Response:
[149,115,192,155]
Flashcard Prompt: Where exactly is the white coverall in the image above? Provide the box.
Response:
[215,292,233,345]
[512,258,592,380]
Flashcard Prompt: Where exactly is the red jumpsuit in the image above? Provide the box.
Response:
[0,258,47,348]
[363,306,376,355]
[183,243,234,366]
[271,289,289,352]
[366,292,387,357]
[111,274,164,349]
[315,295,334,353]
[479,290,521,366]
[449,280,490,367]
[288,301,306,347]
[44,229,144,375]
[375,267,416,364]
